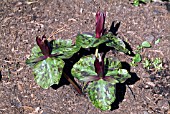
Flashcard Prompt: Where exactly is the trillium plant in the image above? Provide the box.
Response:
[26,10,131,110]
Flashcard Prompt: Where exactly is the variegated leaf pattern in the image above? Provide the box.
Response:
[104,57,122,76]
[87,79,116,111]
[76,34,96,48]
[33,57,65,89]
[26,45,43,65]
[106,33,130,54]
[105,57,131,83]
[52,39,80,59]
[92,34,109,47]
[71,55,97,80]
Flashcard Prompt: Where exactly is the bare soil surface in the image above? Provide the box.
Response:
[0,0,170,114]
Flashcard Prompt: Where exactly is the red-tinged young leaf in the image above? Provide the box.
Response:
[95,10,106,38]
[36,35,51,57]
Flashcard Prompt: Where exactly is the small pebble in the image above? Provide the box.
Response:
[143,111,149,114]
[144,35,155,43]
[146,82,155,87]
[84,0,92,3]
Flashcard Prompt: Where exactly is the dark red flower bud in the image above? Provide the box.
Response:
[95,10,106,38]
[36,35,50,57]
[94,54,104,78]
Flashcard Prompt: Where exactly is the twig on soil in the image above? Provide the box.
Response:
[126,85,136,100]
[49,24,71,40]
[148,49,164,56]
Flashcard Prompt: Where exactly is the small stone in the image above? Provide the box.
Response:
[144,35,155,43]
[157,100,169,110]
[15,2,22,6]
[84,0,92,3]
[17,83,23,91]
[143,111,149,114]
[144,85,150,89]
[146,82,155,87]
[68,18,77,22]
[80,8,83,14]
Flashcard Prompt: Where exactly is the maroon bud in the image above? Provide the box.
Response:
[95,10,106,38]
[94,54,105,78]
[36,36,50,57]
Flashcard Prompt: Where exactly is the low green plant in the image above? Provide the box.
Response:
[133,0,149,6]
[143,57,163,71]
[26,10,131,110]
[131,41,151,66]
[155,38,161,45]
[131,39,163,72]
[133,0,169,6]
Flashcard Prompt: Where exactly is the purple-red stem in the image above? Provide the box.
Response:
[63,72,82,94]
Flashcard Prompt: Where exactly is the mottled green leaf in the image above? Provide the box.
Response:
[52,39,80,59]
[105,58,131,83]
[106,33,129,53]
[92,35,109,47]
[76,34,96,48]
[117,69,131,83]
[33,57,65,89]
[104,57,122,76]
[71,55,97,80]
[26,45,43,65]
[87,79,116,111]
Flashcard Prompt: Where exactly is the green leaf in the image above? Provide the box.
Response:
[87,79,116,111]
[26,45,43,65]
[117,69,131,83]
[92,35,109,47]
[141,41,151,48]
[106,33,130,53]
[104,58,131,83]
[133,53,142,63]
[33,57,65,89]
[52,39,80,59]
[155,38,160,45]
[133,0,139,6]
[71,55,97,80]
[75,34,96,48]
[143,59,150,68]
[104,57,122,76]
[152,58,163,70]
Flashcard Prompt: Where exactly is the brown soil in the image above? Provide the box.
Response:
[0,0,170,114]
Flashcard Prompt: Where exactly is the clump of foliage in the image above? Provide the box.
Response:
[26,36,81,93]
[131,41,151,66]
[143,57,163,71]
[130,38,163,73]
[133,0,149,6]
[133,0,170,6]
[26,10,132,111]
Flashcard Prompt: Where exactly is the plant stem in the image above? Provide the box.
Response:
[95,46,99,58]
[63,72,82,94]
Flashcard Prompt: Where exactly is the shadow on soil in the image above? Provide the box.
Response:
[165,2,170,12]
[0,71,2,81]
[111,62,140,110]
[109,21,135,56]
[109,21,120,36]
